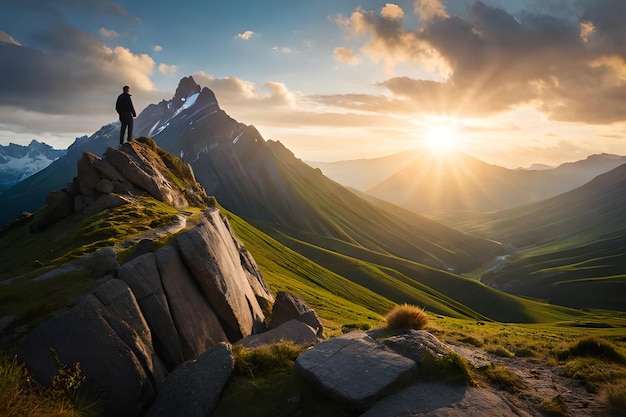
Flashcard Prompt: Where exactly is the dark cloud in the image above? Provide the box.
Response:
[336,0,626,124]
[0,1,154,119]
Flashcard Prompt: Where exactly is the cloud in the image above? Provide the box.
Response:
[154,45,163,52]
[235,30,254,40]
[99,27,119,38]
[0,31,22,46]
[413,0,448,22]
[191,71,300,110]
[333,47,361,65]
[158,63,178,75]
[273,46,292,54]
[333,0,626,124]
[381,4,404,20]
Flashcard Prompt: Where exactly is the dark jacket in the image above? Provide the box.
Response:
[115,92,137,118]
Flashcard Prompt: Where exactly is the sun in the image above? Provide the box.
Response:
[424,125,459,153]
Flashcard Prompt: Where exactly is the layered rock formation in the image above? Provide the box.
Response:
[30,137,209,231]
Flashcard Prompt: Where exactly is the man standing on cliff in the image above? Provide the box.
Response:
[115,85,137,145]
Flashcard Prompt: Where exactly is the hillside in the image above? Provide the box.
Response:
[339,150,626,215]
[464,164,626,311]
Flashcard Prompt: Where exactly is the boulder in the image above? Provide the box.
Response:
[155,245,229,360]
[175,209,266,341]
[378,329,451,363]
[18,279,166,417]
[236,319,318,348]
[269,291,322,337]
[295,331,417,409]
[76,152,102,196]
[146,343,233,417]
[118,253,184,370]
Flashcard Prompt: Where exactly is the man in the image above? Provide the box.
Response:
[115,85,137,145]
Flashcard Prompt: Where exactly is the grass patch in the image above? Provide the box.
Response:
[481,365,526,393]
[555,336,626,364]
[552,336,626,392]
[419,352,475,386]
[0,354,98,417]
[485,344,515,358]
[385,304,429,330]
[540,395,567,415]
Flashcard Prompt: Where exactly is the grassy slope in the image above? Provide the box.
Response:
[231,215,595,325]
[454,165,626,311]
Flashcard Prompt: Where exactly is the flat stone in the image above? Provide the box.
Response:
[295,331,417,409]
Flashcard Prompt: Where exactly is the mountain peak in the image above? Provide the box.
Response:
[173,76,201,103]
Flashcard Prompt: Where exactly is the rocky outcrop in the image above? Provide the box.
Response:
[296,329,529,416]
[30,138,208,231]
[17,140,282,416]
[19,206,274,416]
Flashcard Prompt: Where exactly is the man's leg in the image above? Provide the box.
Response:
[120,121,127,145]
[127,117,134,141]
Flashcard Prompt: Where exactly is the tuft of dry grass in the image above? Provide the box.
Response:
[385,304,429,330]
[0,354,90,417]
[601,382,626,417]
[540,395,567,415]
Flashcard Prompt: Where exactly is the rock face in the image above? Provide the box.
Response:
[19,279,167,417]
[19,207,273,416]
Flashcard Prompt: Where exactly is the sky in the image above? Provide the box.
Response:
[1,0,626,168]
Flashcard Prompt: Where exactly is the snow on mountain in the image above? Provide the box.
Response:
[0,140,66,191]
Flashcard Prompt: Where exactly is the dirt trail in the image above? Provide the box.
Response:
[450,344,608,416]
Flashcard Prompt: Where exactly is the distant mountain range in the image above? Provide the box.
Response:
[311,151,626,215]
[0,140,66,193]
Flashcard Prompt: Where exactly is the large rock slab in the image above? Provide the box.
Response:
[236,319,317,348]
[269,291,323,337]
[105,143,188,208]
[18,279,166,417]
[146,343,234,417]
[118,253,184,370]
[175,209,265,341]
[360,382,531,417]
[155,245,229,360]
[295,331,417,409]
